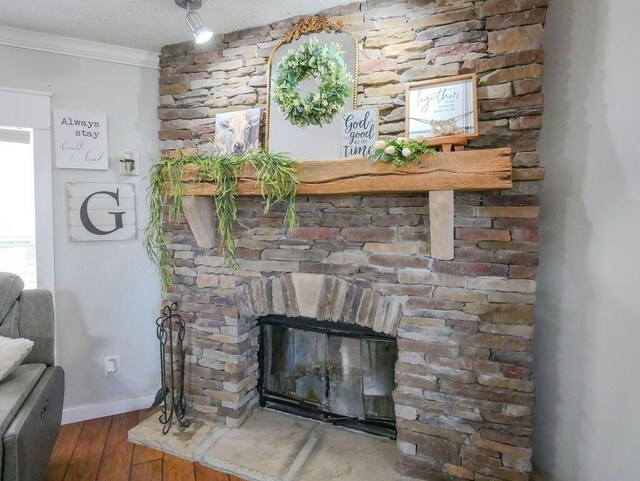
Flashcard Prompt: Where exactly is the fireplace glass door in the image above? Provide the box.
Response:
[258,316,397,438]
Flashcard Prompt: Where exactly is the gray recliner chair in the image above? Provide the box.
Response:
[0,272,64,481]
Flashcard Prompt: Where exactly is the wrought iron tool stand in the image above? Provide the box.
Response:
[155,302,190,434]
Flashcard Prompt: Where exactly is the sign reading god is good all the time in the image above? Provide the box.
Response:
[66,182,136,242]
[340,109,378,158]
[54,110,109,169]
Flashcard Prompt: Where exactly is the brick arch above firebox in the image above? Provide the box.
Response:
[235,273,405,336]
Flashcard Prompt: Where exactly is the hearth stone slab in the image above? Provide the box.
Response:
[295,424,398,481]
[200,408,318,480]
[128,413,223,459]
[129,408,419,481]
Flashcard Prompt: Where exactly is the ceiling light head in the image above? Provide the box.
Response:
[186,11,213,44]
[175,0,213,44]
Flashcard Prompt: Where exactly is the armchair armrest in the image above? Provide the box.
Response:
[18,289,55,366]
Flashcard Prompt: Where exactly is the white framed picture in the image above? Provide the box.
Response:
[405,74,479,140]
[54,110,109,169]
[66,182,136,242]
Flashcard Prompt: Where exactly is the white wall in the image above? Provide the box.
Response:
[535,0,640,479]
[0,45,162,420]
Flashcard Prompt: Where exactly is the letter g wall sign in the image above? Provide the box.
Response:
[66,182,136,241]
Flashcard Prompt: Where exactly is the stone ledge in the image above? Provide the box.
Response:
[129,408,422,481]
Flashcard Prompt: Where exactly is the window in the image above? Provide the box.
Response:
[0,127,37,288]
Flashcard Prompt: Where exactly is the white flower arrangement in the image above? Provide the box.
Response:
[369,136,436,167]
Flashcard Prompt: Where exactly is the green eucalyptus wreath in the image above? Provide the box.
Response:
[273,38,353,128]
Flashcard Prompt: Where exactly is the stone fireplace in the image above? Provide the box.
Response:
[244,274,401,438]
[158,1,546,479]
[164,191,538,480]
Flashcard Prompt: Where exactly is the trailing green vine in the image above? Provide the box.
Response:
[144,149,299,291]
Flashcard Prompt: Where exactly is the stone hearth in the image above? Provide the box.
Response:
[129,408,407,481]
[158,0,546,479]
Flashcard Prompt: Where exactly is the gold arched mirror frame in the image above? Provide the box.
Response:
[265,16,359,160]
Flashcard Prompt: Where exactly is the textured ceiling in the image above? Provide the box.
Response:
[0,0,354,52]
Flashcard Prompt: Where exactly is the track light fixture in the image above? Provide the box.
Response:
[175,0,213,44]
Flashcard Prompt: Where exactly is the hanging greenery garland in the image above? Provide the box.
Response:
[273,38,353,128]
[144,150,299,292]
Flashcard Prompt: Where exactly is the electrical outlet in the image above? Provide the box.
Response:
[104,356,120,376]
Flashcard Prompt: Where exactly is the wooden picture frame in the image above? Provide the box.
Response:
[405,73,479,142]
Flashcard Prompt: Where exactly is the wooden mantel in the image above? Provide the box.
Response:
[177,147,512,260]
[179,148,512,197]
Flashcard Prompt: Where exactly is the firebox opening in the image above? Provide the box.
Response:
[258,315,398,439]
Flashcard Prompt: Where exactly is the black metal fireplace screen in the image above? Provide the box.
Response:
[258,316,398,438]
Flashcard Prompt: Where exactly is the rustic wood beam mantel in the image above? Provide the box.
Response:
[176,147,512,259]
[178,148,512,197]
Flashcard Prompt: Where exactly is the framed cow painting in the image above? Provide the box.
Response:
[214,108,261,156]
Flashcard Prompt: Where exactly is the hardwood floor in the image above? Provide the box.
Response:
[45,410,244,481]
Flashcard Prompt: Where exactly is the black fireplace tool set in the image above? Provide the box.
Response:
[150,302,190,434]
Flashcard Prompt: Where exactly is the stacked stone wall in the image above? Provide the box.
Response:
[159,1,547,479]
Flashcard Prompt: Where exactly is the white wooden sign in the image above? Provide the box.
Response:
[54,110,109,169]
[66,183,136,242]
[340,109,378,158]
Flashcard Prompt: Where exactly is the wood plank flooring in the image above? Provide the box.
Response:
[45,410,245,481]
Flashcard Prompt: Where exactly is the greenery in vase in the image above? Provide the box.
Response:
[144,149,298,291]
[368,137,436,167]
[273,37,353,128]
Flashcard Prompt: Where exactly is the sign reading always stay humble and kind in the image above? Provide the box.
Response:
[54,110,108,169]
[66,183,136,242]
[340,109,378,158]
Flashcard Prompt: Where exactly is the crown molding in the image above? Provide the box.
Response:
[0,25,159,69]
